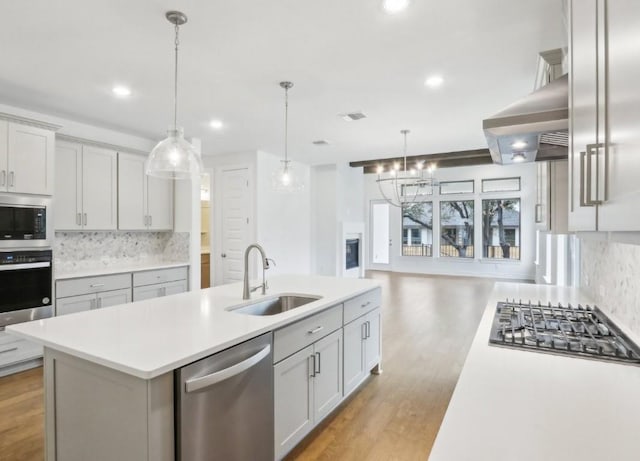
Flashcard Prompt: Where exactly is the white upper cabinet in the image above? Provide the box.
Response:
[54,140,117,230]
[0,121,54,195]
[118,152,173,231]
[597,0,640,231]
[569,0,640,231]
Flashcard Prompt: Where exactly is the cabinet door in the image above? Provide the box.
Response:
[312,329,342,423]
[56,294,96,316]
[0,121,7,192]
[274,345,314,460]
[598,0,640,231]
[7,123,54,195]
[55,141,83,230]
[97,288,131,309]
[132,285,165,302]
[343,318,366,397]
[568,0,598,231]
[82,145,117,230]
[117,153,146,230]
[365,309,382,372]
[163,279,187,296]
[147,175,173,230]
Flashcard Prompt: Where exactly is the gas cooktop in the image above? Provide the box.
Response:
[489,299,640,366]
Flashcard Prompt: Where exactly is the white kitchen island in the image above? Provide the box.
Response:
[7,275,382,461]
[430,282,640,461]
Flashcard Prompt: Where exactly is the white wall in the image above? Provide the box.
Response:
[311,165,337,275]
[364,162,537,280]
[256,151,311,276]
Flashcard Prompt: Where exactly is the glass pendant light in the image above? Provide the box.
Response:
[147,11,203,180]
[272,81,304,192]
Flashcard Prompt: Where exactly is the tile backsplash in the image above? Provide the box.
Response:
[54,231,189,273]
[581,238,640,339]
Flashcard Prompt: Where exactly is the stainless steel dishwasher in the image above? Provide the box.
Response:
[176,332,274,461]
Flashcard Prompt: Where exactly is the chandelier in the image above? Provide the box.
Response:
[376,129,439,207]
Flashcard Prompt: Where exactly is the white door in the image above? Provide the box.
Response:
[147,175,174,230]
[364,308,382,372]
[117,153,146,230]
[343,318,366,397]
[274,345,314,460]
[312,329,343,422]
[97,288,131,309]
[220,168,250,284]
[7,122,54,195]
[82,145,117,230]
[369,200,392,270]
[55,141,83,230]
[56,294,95,316]
[0,121,7,192]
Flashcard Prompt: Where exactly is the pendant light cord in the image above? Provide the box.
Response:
[403,131,407,172]
[284,86,289,164]
[173,23,180,130]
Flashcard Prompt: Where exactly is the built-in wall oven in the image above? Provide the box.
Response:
[0,195,51,248]
[0,249,53,327]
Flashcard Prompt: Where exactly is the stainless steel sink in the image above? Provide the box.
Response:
[230,295,321,316]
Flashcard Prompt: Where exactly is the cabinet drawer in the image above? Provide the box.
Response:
[0,338,43,367]
[343,288,381,325]
[0,330,19,346]
[56,273,131,298]
[274,304,343,364]
[133,267,188,287]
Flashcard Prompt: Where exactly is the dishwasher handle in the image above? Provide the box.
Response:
[184,344,271,393]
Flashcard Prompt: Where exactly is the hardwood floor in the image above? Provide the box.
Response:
[0,271,496,461]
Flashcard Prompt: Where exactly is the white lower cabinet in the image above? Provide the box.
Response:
[0,330,43,377]
[132,268,188,302]
[274,328,342,460]
[343,307,381,397]
[56,288,132,316]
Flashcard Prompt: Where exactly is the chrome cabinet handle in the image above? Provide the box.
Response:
[0,170,5,187]
[315,352,321,375]
[307,326,324,335]
[184,345,271,393]
[221,253,227,258]
[362,322,367,340]
[149,215,152,227]
[90,298,96,310]
[361,301,371,308]
[309,354,316,378]
[162,286,167,296]
[76,213,81,226]
[97,297,102,309]
[8,171,15,187]
[0,346,18,355]
[90,283,105,288]
[83,213,87,226]
[587,143,607,203]
[366,321,371,339]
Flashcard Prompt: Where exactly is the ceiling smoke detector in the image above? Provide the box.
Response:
[312,139,330,146]
[340,111,367,122]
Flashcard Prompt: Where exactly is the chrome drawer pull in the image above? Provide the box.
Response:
[0,347,18,355]
[361,301,371,308]
[90,283,105,288]
[307,326,324,335]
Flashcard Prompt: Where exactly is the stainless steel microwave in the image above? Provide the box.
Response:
[0,195,52,248]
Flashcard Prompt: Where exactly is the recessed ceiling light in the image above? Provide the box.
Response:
[383,0,410,14]
[424,75,444,88]
[511,140,528,149]
[209,119,224,130]
[112,85,131,98]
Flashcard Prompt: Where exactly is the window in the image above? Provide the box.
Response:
[401,202,433,256]
[481,199,521,260]
[481,177,521,193]
[440,200,474,258]
[439,180,474,195]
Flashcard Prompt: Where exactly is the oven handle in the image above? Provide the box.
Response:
[0,262,51,271]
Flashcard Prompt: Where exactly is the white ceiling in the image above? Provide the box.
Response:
[0,0,565,164]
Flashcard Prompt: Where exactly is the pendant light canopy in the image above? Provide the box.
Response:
[376,130,439,207]
[147,11,203,180]
[272,81,304,192]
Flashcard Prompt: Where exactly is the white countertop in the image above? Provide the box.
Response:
[55,261,190,280]
[7,275,379,379]
[429,282,640,461]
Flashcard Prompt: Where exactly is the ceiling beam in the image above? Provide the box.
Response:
[351,148,493,173]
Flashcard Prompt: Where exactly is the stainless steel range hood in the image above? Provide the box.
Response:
[483,73,568,164]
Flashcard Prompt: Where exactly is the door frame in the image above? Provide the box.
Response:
[367,199,393,271]
[212,163,256,286]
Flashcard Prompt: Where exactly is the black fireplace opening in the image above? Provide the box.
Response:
[346,238,360,270]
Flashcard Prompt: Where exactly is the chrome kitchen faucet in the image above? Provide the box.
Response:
[242,244,274,300]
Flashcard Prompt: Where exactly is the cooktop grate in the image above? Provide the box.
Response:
[489,300,640,365]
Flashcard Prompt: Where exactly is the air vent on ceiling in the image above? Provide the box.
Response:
[340,111,367,121]
[312,139,330,146]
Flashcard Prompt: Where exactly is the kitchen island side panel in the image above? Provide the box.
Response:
[44,348,174,461]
